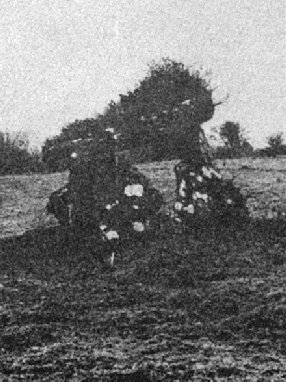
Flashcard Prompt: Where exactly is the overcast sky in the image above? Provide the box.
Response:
[1,0,285,148]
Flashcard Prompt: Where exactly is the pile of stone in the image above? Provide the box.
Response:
[173,159,248,227]
[46,109,248,265]
[47,130,164,266]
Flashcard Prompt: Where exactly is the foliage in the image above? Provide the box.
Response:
[254,133,286,158]
[214,141,254,159]
[42,58,218,170]
[265,132,286,157]
[0,131,44,175]
[214,121,253,158]
[116,58,216,161]
[267,132,283,150]
[42,119,105,172]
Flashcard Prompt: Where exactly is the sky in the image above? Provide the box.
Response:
[1,0,285,149]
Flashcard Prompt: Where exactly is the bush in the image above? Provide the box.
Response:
[42,58,219,169]
[0,131,44,175]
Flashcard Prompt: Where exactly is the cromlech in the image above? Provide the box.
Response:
[46,61,248,267]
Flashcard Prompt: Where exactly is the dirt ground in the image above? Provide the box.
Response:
[1,158,286,381]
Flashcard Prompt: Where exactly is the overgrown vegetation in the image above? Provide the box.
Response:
[42,58,218,171]
[257,132,286,157]
[212,121,254,159]
[0,131,44,175]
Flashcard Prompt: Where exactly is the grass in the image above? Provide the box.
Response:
[1,158,286,380]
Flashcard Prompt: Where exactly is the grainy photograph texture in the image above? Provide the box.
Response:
[1,1,286,381]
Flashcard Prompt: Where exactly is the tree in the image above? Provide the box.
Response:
[0,130,44,175]
[42,58,220,169]
[115,58,217,161]
[266,132,286,156]
[218,121,253,158]
[240,139,254,157]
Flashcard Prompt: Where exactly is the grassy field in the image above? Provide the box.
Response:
[1,158,286,380]
[1,157,286,239]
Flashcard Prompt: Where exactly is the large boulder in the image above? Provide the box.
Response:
[46,132,164,265]
[173,159,249,228]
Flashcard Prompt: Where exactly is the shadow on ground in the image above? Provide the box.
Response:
[1,218,286,380]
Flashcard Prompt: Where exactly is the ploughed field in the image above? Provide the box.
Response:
[1,158,286,380]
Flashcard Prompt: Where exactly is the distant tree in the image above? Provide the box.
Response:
[219,121,242,154]
[218,121,253,158]
[0,131,44,175]
[240,140,254,157]
[266,132,286,156]
[254,148,272,158]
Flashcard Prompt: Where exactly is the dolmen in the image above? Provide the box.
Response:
[47,132,248,266]
[47,133,164,266]
[173,157,248,229]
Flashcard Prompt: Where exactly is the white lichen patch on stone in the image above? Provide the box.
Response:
[110,252,115,267]
[68,204,73,225]
[179,179,187,197]
[105,200,119,210]
[105,127,115,134]
[202,166,212,178]
[183,204,194,214]
[210,168,222,179]
[174,202,183,211]
[105,230,119,240]
[124,184,144,197]
[133,221,145,232]
[193,192,208,203]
